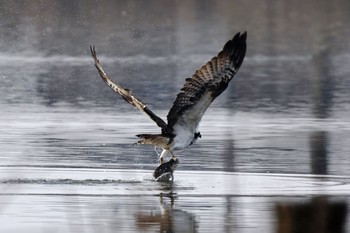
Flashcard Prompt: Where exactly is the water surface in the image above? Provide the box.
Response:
[1,1,350,232]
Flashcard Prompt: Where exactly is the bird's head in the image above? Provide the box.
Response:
[190,132,201,146]
[194,132,201,139]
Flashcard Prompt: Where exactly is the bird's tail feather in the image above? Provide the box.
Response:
[136,134,170,148]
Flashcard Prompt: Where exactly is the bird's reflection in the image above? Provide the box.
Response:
[275,197,347,233]
[135,183,197,233]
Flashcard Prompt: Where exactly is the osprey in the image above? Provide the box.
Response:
[91,32,247,164]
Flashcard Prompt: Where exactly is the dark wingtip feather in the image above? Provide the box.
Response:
[90,45,96,58]
[229,31,247,70]
[222,32,247,58]
[90,45,100,66]
[241,31,247,40]
[223,31,247,70]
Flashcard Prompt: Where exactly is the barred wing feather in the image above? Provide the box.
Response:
[166,32,247,132]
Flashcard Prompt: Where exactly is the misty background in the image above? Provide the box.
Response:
[0,1,350,233]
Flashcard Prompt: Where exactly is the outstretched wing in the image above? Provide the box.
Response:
[90,46,167,130]
[166,32,247,131]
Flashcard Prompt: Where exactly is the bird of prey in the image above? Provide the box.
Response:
[90,32,247,165]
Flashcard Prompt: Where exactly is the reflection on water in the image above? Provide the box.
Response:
[276,197,347,233]
[312,49,334,119]
[309,131,328,175]
[2,168,350,233]
[1,0,350,232]
[136,192,197,233]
